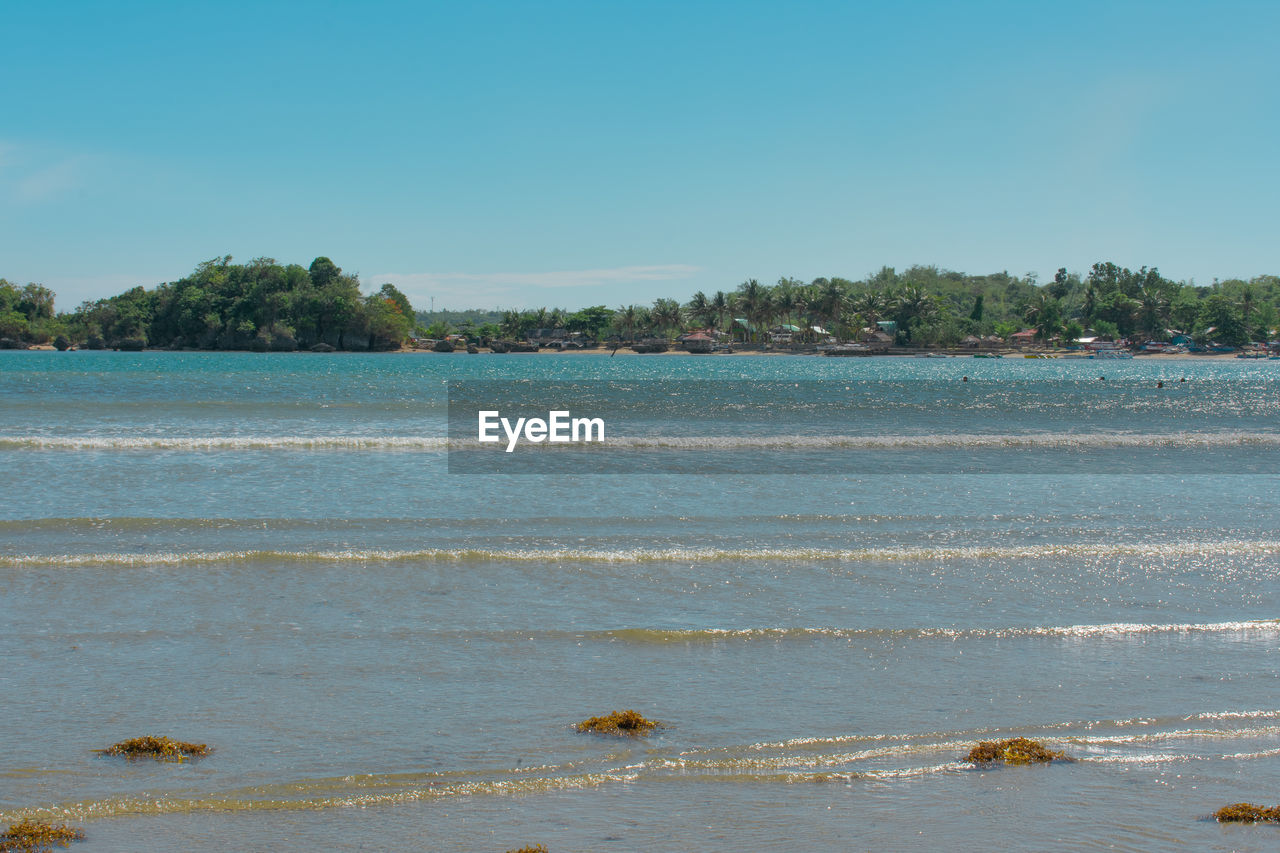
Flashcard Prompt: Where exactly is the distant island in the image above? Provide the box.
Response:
[1,256,1276,352]
[1,256,413,353]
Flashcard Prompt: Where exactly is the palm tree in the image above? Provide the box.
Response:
[616,305,640,343]
[852,291,888,327]
[774,278,799,333]
[814,279,848,338]
[685,291,715,329]
[499,309,522,339]
[1023,292,1062,344]
[836,307,865,342]
[1136,285,1170,340]
[1082,283,1098,324]
[711,291,730,334]
[792,285,812,341]
[651,298,684,338]
[635,305,654,337]
[737,279,770,342]
[896,286,939,343]
[1239,285,1257,335]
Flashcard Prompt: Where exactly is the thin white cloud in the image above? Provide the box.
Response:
[372,264,701,310]
[0,141,100,204]
[16,156,90,202]
[375,264,699,289]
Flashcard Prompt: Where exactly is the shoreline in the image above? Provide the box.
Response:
[8,344,1268,361]
[395,346,1260,361]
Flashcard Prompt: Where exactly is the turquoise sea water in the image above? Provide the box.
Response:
[2,350,1280,851]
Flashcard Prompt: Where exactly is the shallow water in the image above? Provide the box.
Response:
[2,351,1280,851]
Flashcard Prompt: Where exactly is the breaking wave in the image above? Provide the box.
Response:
[576,431,1280,451]
[597,620,1280,643]
[0,435,448,451]
[7,712,1279,822]
[2,430,1279,452]
[3,539,1277,568]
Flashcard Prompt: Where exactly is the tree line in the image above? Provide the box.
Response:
[4,258,1277,350]
[1,257,415,351]
[422,263,1278,349]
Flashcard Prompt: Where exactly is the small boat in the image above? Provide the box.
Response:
[819,343,872,357]
[973,353,1002,358]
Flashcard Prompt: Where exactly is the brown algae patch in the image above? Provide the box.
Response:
[575,710,660,736]
[1215,803,1280,823]
[1,820,85,851]
[98,736,210,762]
[965,737,1071,765]
[506,846,549,853]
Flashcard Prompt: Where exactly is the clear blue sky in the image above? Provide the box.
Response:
[2,0,1276,311]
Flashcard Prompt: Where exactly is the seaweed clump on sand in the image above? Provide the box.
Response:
[575,709,660,736]
[506,846,549,853]
[98,735,210,762]
[0,820,85,851]
[966,737,1071,765]
[1215,803,1280,823]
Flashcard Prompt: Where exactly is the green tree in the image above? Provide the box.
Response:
[735,279,772,342]
[1048,268,1071,301]
[993,321,1019,340]
[1023,292,1062,344]
[308,256,341,289]
[377,283,414,319]
[1091,319,1120,339]
[17,283,55,321]
[711,290,731,332]
[893,285,940,344]
[565,305,613,338]
[969,293,985,323]
[685,291,714,329]
[365,292,413,349]
[615,305,641,342]
[650,298,684,337]
[814,279,848,337]
[1196,293,1248,347]
[1169,287,1201,332]
[499,310,522,339]
[1135,285,1170,340]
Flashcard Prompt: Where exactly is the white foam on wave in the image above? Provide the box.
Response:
[610,620,1280,644]
[3,539,1278,568]
[1073,725,1280,745]
[2,430,1279,452]
[0,435,448,451]
[591,431,1280,451]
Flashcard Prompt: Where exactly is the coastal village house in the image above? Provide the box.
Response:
[677,331,715,353]
[859,329,894,351]
[1010,329,1038,347]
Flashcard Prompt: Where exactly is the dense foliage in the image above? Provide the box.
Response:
[5,259,1277,350]
[1,257,415,351]
[420,263,1279,347]
[0,280,57,345]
